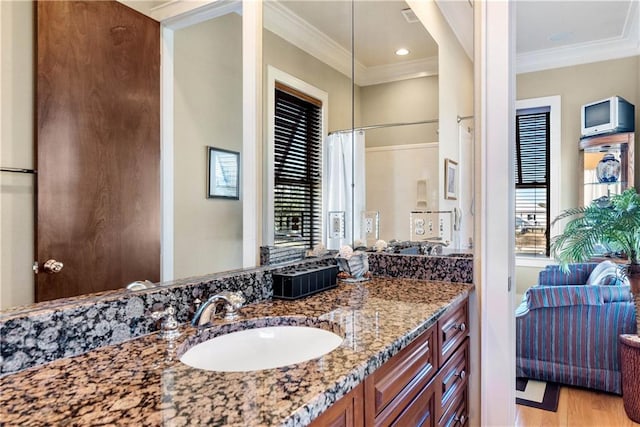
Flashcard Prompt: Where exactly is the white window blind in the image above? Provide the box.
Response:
[273,83,322,249]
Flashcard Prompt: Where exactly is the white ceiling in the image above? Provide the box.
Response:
[121,0,640,77]
[515,0,640,73]
[281,1,437,68]
[268,1,439,86]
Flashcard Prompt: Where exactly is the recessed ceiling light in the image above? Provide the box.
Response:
[395,48,410,56]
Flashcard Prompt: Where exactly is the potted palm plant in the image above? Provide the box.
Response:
[550,188,640,421]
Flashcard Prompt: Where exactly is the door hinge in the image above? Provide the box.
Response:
[508,276,512,292]
[33,261,39,274]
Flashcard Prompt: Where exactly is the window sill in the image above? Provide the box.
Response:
[515,256,556,268]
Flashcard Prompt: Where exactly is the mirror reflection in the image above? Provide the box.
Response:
[0,0,474,311]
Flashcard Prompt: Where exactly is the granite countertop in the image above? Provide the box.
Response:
[0,277,472,427]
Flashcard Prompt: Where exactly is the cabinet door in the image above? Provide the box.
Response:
[310,383,364,427]
[391,378,436,427]
[365,325,436,424]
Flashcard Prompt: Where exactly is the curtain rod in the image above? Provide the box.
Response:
[1,167,37,174]
[328,118,438,136]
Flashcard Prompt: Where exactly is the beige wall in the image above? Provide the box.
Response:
[517,55,640,212]
[360,76,439,147]
[366,144,439,241]
[173,14,244,278]
[0,1,35,309]
[263,29,355,132]
[515,56,640,293]
[515,266,542,297]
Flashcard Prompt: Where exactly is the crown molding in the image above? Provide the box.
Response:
[358,57,438,86]
[516,35,640,74]
[263,1,438,87]
[517,0,639,74]
[263,2,356,78]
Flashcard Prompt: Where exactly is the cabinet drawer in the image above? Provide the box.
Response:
[365,325,436,425]
[438,300,468,366]
[437,338,469,421]
[438,388,468,427]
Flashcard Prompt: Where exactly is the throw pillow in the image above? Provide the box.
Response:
[585,260,626,286]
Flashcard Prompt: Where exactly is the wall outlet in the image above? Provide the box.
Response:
[328,211,345,239]
[361,211,379,244]
[365,218,373,233]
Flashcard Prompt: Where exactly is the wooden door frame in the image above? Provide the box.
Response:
[158,0,261,280]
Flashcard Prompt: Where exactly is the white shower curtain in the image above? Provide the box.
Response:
[325,131,366,250]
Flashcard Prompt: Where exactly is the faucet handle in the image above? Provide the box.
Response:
[218,291,245,321]
[151,306,181,340]
[219,291,245,308]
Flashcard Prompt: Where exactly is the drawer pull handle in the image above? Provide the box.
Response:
[455,414,467,425]
[457,322,467,332]
[455,370,466,381]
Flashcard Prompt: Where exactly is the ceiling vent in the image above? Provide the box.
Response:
[401,8,419,24]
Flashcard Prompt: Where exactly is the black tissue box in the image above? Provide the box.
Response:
[272,265,338,300]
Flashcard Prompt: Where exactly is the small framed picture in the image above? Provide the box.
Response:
[207,146,240,200]
[444,158,458,200]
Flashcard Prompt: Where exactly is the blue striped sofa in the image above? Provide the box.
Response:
[516,262,637,394]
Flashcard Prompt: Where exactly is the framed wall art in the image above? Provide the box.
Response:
[444,158,458,200]
[207,146,240,200]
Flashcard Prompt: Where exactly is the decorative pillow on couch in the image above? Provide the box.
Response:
[585,260,627,286]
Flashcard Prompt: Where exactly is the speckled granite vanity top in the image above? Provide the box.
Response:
[0,277,472,427]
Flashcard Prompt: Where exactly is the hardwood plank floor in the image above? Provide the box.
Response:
[516,386,640,426]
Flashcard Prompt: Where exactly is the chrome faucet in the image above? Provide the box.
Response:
[421,238,450,255]
[191,291,245,327]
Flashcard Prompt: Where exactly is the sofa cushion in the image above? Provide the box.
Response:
[585,260,626,286]
[526,285,604,309]
[538,263,596,286]
[601,285,633,302]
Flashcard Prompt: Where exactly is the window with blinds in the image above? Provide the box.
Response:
[515,108,550,256]
[273,83,322,249]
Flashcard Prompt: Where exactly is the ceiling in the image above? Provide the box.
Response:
[121,0,640,77]
[514,0,639,73]
[439,0,639,74]
[280,1,437,68]
[266,1,439,86]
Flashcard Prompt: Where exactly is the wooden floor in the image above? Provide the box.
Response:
[515,386,640,426]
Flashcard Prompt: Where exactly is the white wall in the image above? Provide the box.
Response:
[0,1,35,309]
[173,13,244,278]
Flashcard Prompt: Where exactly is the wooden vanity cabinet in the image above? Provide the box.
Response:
[311,297,469,427]
[310,383,364,427]
[364,325,437,426]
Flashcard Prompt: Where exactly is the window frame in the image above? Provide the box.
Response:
[514,96,561,267]
[264,66,328,247]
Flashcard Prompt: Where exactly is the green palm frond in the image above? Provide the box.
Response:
[551,188,640,270]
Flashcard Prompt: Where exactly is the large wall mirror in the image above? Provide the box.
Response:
[262,0,474,252]
[0,0,473,312]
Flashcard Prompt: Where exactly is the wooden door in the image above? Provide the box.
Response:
[36,1,160,302]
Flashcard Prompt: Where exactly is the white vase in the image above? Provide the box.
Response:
[596,154,621,183]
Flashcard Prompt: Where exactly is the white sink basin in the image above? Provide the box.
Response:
[180,325,343,372]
